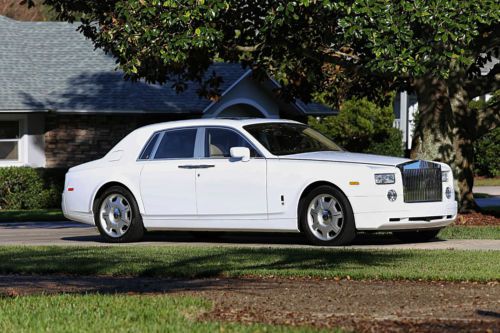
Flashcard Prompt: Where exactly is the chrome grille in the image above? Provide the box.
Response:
[398,160,442,203]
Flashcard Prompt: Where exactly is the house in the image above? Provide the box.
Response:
[0,15,335,168]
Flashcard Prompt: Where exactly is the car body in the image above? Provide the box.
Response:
[62,118,457,245]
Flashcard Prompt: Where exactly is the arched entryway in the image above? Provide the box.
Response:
[217,103,265,118]
[210,98,272,118]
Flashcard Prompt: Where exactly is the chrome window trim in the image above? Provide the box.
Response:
[136,125,265,162]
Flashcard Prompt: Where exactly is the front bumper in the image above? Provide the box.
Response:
[351,197,457,231]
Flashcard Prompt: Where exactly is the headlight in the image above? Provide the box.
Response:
[442,171,449,182]
[374,173,395,184]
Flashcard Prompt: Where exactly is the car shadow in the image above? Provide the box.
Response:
[61,231,446,246]
[0,221,92,230]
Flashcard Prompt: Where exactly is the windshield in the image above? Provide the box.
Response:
[243,123,342,156]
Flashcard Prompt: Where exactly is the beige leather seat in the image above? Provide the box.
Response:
[209,143,225,157]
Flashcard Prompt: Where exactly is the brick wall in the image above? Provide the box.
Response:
[44,113,196,168]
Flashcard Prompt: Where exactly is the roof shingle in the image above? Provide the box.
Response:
[0,15,245,113]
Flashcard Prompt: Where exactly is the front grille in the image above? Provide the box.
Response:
[398,160,442,203]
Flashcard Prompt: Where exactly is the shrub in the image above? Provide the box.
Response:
[364,127,404,157]
[474,127,500,177]
[0,167,61,210]
[309,97,404,157]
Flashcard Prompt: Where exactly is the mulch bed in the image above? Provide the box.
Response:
[455,212,500,226]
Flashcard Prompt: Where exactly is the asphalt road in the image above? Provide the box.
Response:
[0,221,499,250]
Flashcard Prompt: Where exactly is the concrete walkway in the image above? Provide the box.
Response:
[475,186,500,196]
[0,221,498,250]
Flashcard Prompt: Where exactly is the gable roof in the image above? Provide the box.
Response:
[0,15,336,116]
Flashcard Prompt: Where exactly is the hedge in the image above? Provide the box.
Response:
[0,167,67,210]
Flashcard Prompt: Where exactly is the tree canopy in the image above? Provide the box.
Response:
[25,0,499,104]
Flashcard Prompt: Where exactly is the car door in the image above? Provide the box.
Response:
[139,127,199,217]
[195,127,268,218]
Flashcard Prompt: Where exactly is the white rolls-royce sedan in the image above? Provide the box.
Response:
[62,118,457,245]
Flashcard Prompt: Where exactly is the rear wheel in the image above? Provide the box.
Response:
[299,185,356,246]
[393,229,441,243]
[94,186,144,243]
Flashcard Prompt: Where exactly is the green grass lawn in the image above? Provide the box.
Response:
[438,226,500,240]
[0,209,66,222]
[0,246,498,282]
[475,177,500,186]
[0,294,333,333]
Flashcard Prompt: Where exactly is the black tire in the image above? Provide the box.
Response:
[299,185,356,246]
[393,229,441,243]
[94,186,144,243]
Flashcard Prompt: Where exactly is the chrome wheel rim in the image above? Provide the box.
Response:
[99,194,132,238]
[307,194,344,241]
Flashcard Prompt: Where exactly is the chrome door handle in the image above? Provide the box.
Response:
[178,164,215,169]
[178,165,197,169]
[196,164,215,169]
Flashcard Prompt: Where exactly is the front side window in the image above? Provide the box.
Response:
[0,120,21,161]
[244,123,342,156]
[205,128,258,158]
[154,128,197,159]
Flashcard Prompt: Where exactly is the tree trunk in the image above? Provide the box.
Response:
[410,75,478,212]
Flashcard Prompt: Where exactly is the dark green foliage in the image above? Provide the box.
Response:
[365,128,404,157]
[470,91,500,177]
[35,167,67,197]
[309,98,404,157]
[0,167,61,210]
[474,127,500,177]
[23,0,499,105]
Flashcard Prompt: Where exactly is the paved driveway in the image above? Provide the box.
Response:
[0,221,498,250]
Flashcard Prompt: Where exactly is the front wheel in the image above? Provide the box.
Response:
[393,229,441,243]
[299,185,356,246]
[94,186,144,243]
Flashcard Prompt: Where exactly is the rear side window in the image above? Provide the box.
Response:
[139,132,160,160]
[154,128,197,159]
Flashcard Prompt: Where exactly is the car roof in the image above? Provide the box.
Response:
[136,117,302,133]
[107,118,304,162]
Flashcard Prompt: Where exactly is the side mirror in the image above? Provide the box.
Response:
[230,147,250,162]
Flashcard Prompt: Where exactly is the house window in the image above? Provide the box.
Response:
[0,120,21,161]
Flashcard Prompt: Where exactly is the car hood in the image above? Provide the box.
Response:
[279,151,411,166]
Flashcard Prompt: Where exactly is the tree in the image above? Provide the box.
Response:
[25,0,499,211]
